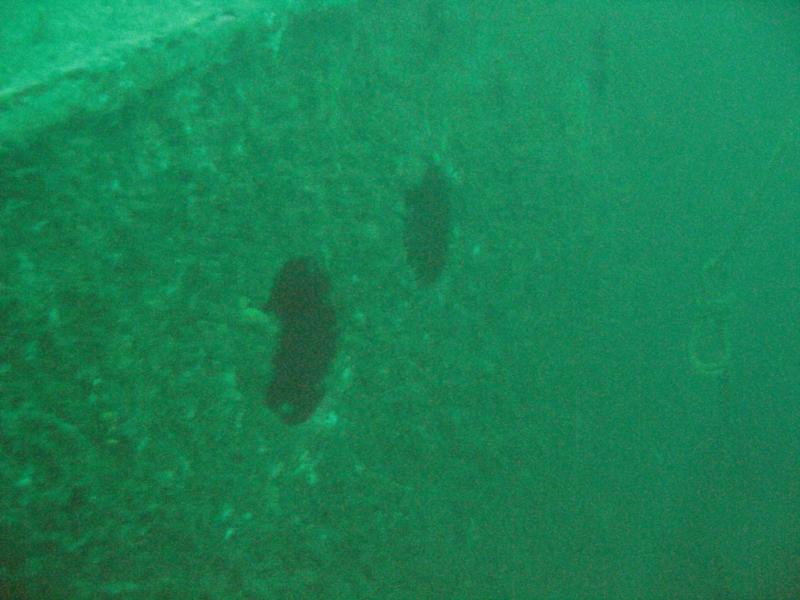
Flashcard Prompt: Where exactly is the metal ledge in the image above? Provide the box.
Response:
[0,0,350,150]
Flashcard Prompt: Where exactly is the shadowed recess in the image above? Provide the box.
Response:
[403,164,452,285]
[264,257,337,425]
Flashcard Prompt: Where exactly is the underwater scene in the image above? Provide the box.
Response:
[1,1,799,598]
